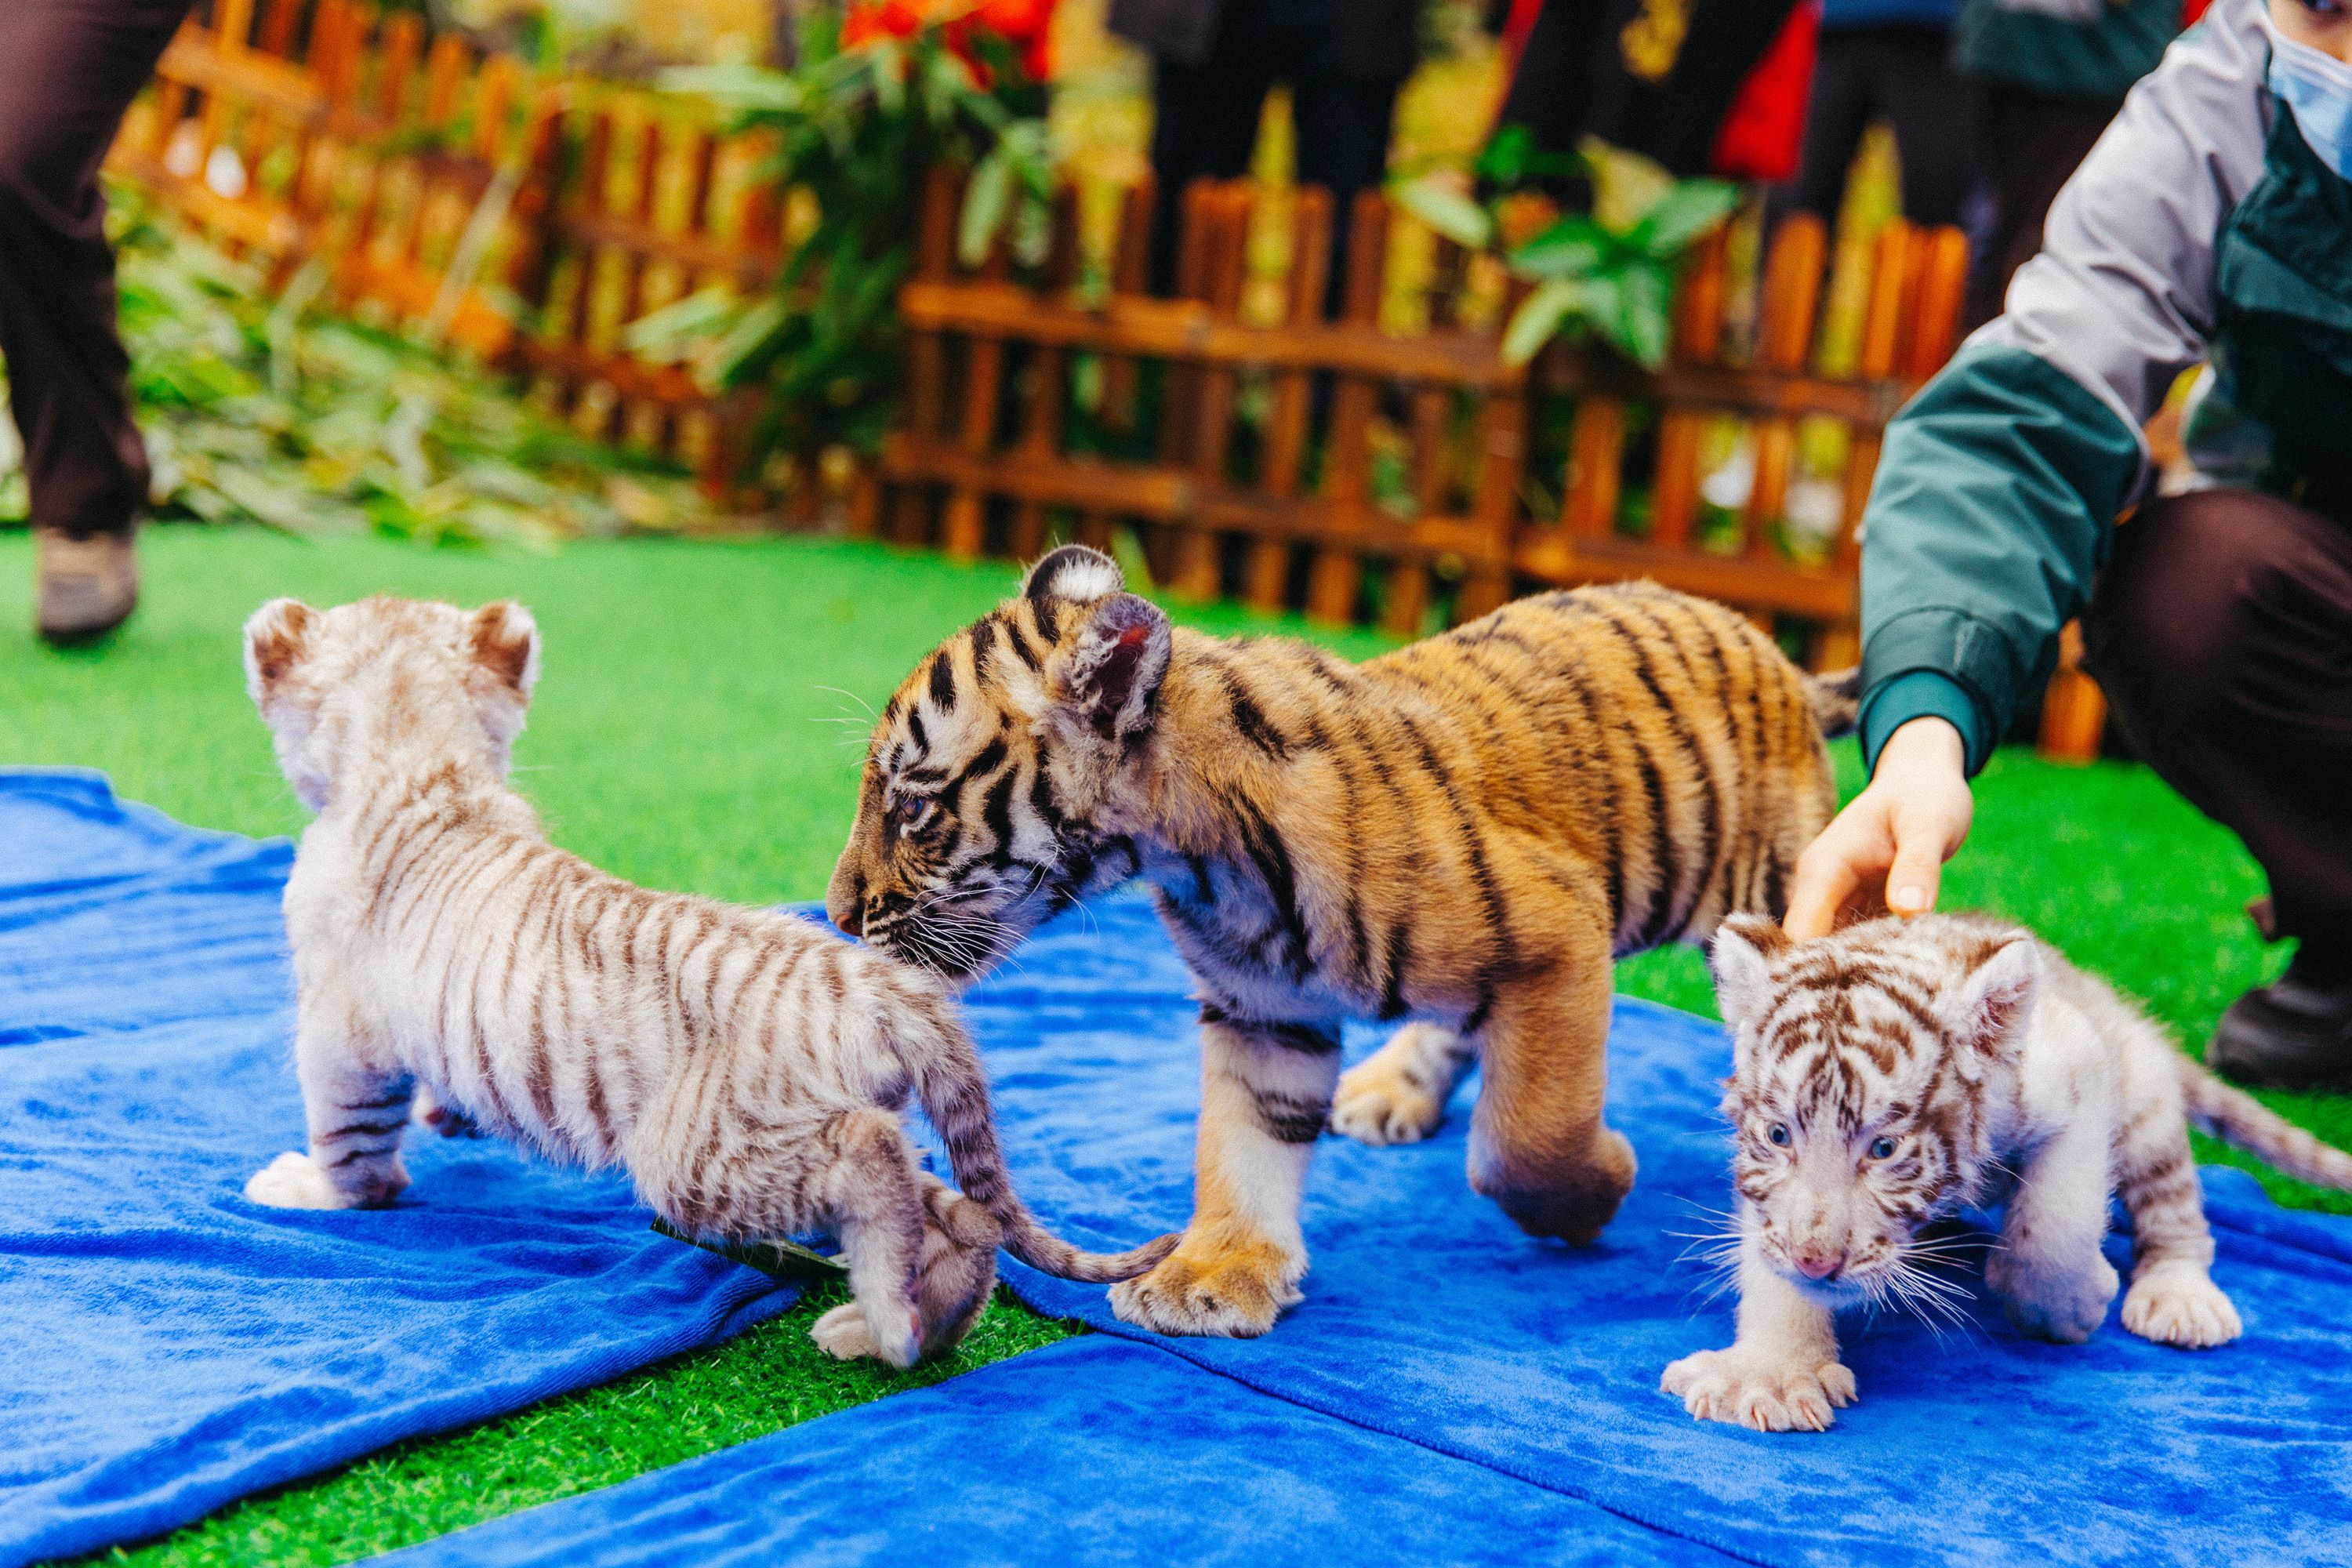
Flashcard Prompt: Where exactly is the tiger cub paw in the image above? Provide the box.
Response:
[1989,1249,2118,1344]
[811,1301,923,1370]
[2121,1261,2243,1348]
[1661,1345,1856,1433]
[1108,1234,1304,1338]
[811,1302,881,1361]
[244,1150,366,1209]
[1330,1025,1455,1146]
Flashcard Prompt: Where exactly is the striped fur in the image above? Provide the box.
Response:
[238,595,1172,1370]
[1664,911,2352,1432]
[827,546,1847,1338]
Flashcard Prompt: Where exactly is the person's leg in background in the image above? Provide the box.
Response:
[1142,9,1287,298]
[0,0,195,644]
[1962,83,2114,328]
[2082,488,2352,1091]
[1769,24,1879,227]
[1287,20,1401,319]
[1873,23,1976,228]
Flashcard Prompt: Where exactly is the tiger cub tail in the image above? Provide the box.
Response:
[2176,1055,2352,1190]
[1805,667,1862,739]
[899,1006,1181,1283]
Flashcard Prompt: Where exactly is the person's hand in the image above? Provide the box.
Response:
[1784,717,1973,939]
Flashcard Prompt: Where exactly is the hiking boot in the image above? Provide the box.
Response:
[35,529,139,644]
[2209,949,2352,1094]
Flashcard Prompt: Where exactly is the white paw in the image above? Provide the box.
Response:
[1661,1345,1857,1433]
[810,1302,881,1361]
[815,1298,923,1370]
[1989,1250,2119,1344]
[2122,1262,2243,1348]
[242,1150,350,1210]
[1330,1061,1445,1147]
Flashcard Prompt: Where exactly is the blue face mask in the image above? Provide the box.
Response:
[2267,19,2352,183]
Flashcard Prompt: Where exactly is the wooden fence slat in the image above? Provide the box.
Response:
[1648,227,1733,551]
[941,223,1013,561]
[1244,185,1333,612]
[1742,213,1828,561]
[1170,181,1252,601]
[1006,188,1083,560]
[1304,187,1389,625]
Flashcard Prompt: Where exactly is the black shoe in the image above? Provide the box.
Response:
[2209,949,2352,1094]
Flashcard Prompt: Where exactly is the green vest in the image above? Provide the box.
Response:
[2209,103,2352,509]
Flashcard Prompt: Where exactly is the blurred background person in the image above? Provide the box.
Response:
[1491,0,1820,191]
[3,0,196,644]
[1953,0,2189,325]
[1109,0,1416,310]
[1773,0,1974,230]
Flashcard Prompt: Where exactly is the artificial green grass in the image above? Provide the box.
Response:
[89,1284,1074,1568]
[5,523,2345,1567]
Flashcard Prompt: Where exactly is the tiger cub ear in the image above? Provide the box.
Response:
[243,598,318,706]
[1708,913,1791,1035]
[1054,591,1171,742]
[468,601,541,700]
[1022,544,1125,608]
[1948,934,2041,1066]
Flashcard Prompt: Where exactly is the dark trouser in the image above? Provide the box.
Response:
[0,0,193,543]
[2083,488,2352,964]
[1962,84,2117,331]
[1144,8,1400,311]
[1773,24,1976,230]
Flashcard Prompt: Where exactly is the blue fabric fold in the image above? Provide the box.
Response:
[0,771,794,1568]
[393,887,2352,1568]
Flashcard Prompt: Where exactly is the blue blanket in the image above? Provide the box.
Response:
[386,887,2352,1567]
[0,773,794,1568]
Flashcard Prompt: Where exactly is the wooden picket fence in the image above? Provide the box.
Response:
[107,0,787,498]
[873,169,1972,670]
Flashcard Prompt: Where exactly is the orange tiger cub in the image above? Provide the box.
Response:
[829,546,1853,1338]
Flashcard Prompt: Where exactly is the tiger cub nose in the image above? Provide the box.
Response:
[829,898,864,938]
[1792,1243,1846,1280]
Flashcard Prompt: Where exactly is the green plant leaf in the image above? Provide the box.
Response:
[1627,180,1740,259]
[1579,136,1678,236]
[1607,263,1672,369]
[1475,123,1537,187]
[1392,174,1491,249]
[959,149,1011,267]
[711,297,789,387]
[1501,278,1581,365]
[1505,214,1610,281]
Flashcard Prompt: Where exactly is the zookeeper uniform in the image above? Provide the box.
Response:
[1857,0,2352,1087]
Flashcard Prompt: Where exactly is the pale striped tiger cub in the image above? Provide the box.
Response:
[827,545,1853,1338]
[1665,912,2352,1432]
[237,594,1171,1369]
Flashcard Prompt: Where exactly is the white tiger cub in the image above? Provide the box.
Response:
[238,595,1172,1368]
[1664,911,2352,1432]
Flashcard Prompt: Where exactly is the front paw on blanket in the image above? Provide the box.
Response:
[1661,1346,1857,1433]
[243,1150,405,1210]
[1109,1234,1303,1338]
